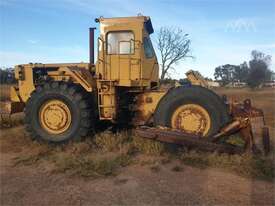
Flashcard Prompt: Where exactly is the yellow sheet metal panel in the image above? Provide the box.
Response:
[17,62,90,69]
[134,90,166,125]
[97,80,116,120]
[10,86,21,102]
[14,63,95,103]
[57,67,94,92]
[96,16,159,88]
[18,66,36,102]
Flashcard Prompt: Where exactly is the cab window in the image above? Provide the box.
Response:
[107,31,134,54]
[143,37,155,58]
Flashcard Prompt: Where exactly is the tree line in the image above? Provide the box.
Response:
[214,50,273,88]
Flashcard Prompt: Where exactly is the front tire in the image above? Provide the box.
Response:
[25,82,94,143]
[154,86,230,137]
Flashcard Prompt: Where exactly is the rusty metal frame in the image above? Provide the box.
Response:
[136,98,270,155]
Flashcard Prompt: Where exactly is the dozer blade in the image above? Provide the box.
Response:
[0,101,25,115]
[136,99,270,155]
[228,99,270,155]
[136,126,243,154]
[0,101,25,126]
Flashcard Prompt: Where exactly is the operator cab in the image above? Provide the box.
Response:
[95,16,159,88]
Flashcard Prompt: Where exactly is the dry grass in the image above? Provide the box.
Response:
[2,129,132,178]
[0,85,274,181]
[180,151,274,181]
[0,126,274,181]
[50,152,132,177]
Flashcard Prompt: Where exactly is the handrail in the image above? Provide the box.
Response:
[97,37,104,78]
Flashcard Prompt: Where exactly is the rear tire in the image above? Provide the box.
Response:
[154,86,230,137]
[24,82,94,143]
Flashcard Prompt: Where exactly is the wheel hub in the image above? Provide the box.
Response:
[39,100,72,134]
[171,104,211,136]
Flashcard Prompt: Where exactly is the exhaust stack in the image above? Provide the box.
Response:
[89,27,96,65]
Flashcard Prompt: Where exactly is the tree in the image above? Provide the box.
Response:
[156,27,192,80]
[246,50,272,88]
[233,61,249,82]
[214,64,238,86]
[213,50,273,88]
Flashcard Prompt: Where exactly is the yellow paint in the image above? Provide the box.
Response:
[171,104,211,136]
[58,67,94,92]
[39,99,72,134]
[185,70,209,88]
[95,16,159,119]
[96,16,159,87]
[17,65,36,102]
[10,86,21,102]
[134,90,166,124]
[97,80,116,120]
[11,16,161,122]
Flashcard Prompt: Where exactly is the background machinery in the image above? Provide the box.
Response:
[3,16,270,154]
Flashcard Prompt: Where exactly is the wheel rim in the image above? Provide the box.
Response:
[171,104,211,136]
[39,99,72,135]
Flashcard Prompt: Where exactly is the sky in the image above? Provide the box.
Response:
[0,0,274,79]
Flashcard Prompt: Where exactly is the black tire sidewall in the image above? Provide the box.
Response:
[154,86,230,137]
[30,92,81,142]
[25,82,92,143]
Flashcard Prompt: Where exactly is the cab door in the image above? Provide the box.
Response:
[105,31,141,85]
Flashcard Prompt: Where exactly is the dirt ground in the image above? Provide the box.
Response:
[0,132,274,205]
[0,146,274,206]
[0,87,275,206]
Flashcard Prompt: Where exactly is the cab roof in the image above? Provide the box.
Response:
[95,16,154,34]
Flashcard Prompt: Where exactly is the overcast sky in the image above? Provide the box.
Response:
[0,0,274,78]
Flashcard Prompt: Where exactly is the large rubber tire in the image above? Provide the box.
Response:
[154,86,230,137]
[24,81,94,143]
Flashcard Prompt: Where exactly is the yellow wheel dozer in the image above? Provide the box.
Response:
[0,15,270,154]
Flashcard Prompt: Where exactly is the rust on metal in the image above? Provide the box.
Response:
[213,117,250,140]
[228,98,269,153]
[136,126,243,154]
[262,127,270,155]
[171,104,210,137]
[136,98,270,155]
[230,98,264,119]
[0,101,25,115]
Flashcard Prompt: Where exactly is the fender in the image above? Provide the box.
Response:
[14,64,95,103]
[55,66,94,92]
